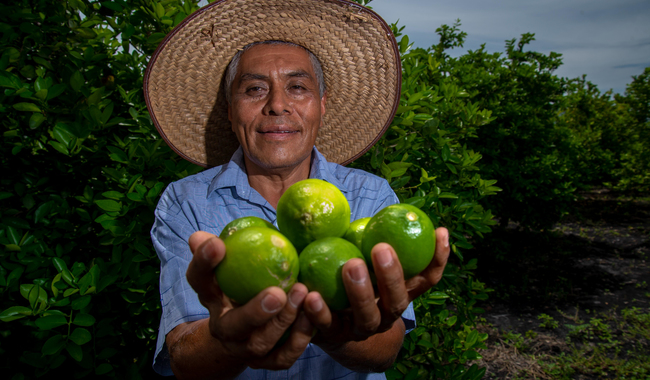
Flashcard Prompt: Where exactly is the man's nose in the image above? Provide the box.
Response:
[264,86,292,116]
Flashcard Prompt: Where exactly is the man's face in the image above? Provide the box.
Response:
[228,44,326,172]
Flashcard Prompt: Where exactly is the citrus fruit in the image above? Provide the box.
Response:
[298,237,364,310]
[276,179,351,252]
[219,216,277,239]
[215,227,299,305]
[362,203,435,279]
[343,217,371,251]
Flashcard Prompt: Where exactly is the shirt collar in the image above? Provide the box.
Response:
[206,147,251,199]
[206,146,348,199]
[309,147,348,192]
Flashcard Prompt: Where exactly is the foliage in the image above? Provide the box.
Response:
[0,0,203,378]
[539,308,650,379]
[351,23,497,379]
[557,77,621,189]
[538,313,559,330]
[609,68,650,192]
[1,0,643,378]
[430,22,576,230]
[0,0,496,377]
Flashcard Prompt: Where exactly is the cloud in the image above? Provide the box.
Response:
[369,0,650,94]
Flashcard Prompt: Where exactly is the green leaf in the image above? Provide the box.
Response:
[53,123,76,147]
[465,329,479,349]
[46,84,67,100]
[66,341,83,361]
[0,71,22,89]
[70,71,84,92]
[94,199,121,212]
[0,306,32,322]
[155,2,165,18]
[13,102,42,112]
[64,288,79,297]
[147,32,166,45]
[147,182,165,199]
[438,192,458,199]
[69,327,92,345]
[4,244,20,251]
[102,1,123,12]
[33,56,54,71]
[42,335,66,355]
[71,295,91,310]
[49,141,69,155]
[87,87,103,105]
[428,291,449,299]
[35,315,68,330]
[404,196,425,208]
[102,191,124,200]
[34,201,54,223]
[95,363,113,375]
[73,313,96,326]
[29,113,46,129]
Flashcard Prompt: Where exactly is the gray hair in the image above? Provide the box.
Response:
[224,41,326,104]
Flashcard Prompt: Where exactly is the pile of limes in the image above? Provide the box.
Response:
[214,179,436,309]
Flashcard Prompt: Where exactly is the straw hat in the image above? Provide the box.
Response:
[144,0,401,167]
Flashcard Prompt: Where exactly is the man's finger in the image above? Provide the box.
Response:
[371,243,409,330]
[215,286,288,341]
[341,258,381,338]
[186,232,227,311]
[244,283,308,357]
[406,227,450,300]
[249,312,314,370]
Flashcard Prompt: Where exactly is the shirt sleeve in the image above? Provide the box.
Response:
[151,184,209,376]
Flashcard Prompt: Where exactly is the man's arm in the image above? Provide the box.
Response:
[165,232,315,380]
[304,228,450,372]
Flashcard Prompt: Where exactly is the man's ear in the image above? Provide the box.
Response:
[320,91,327,125]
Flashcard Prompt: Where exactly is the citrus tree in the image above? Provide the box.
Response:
[0,0,202,378]
[1,0,494,379]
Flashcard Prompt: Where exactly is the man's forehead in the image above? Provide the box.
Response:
[237,44,315,75]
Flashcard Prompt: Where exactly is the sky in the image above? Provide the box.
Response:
[368,0,650,95]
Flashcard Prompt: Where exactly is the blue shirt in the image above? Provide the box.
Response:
[151,147,415,378]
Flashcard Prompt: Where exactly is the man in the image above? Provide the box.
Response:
[145,1,450,378]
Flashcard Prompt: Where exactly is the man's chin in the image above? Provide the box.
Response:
[245,151,312,173]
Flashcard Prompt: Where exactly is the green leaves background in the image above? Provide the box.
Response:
[1,0,648,379]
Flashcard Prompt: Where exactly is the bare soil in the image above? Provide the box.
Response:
[469,190,650,379]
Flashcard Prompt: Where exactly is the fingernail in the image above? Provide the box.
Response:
[199,240,213,259]
[443,233,449,248]
[289,288,306,309]
[261,294,282,313]
[376,248,393,268]
[348,264,367,284]
[308,297,323,312]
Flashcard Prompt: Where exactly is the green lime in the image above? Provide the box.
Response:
[215,227,299,305]
[343,217,371,251]
[298,237,364,310]
[362,203,435,279]
[219,216,277,239]
[276,179,351,252]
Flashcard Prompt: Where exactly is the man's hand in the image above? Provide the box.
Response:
[166,231,314,379]
[302,227,450,371]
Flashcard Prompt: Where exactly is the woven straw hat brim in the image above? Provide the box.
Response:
[144,0,401,168]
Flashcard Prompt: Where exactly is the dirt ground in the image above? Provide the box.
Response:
[469,190,650,379]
